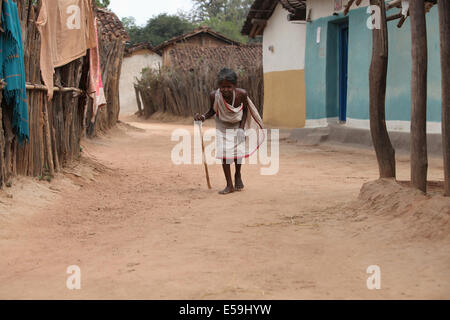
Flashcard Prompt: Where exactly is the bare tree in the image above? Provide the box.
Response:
[409,0,428,192]
[438,0,450,196]
[369,0,396,178]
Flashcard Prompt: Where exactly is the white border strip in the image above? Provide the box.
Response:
[305,117,442,134]
[304,117,338,128]
[346,118,442,134]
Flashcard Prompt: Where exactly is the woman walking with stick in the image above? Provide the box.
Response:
[194,68,264,195]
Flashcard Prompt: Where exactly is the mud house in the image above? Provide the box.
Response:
[134,44,263,118]
[154,26,243,67]
[120,43,162,114]
[243,0,442,134]
[242,0,308,128]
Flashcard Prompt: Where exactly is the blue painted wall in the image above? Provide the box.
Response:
[305,5,442,123]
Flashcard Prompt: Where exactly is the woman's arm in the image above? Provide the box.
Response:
[239,92,248,129]
[194,91,216,121]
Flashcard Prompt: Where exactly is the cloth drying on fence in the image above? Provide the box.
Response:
[37,0,96,100]
[0,0,29,144]
[89,16,106,122]
[214,89,265,161]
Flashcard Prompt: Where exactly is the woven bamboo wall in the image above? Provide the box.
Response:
[0,0,126,188]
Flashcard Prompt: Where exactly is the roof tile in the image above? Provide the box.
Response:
[167,45,262,72]
[96,8,130,42]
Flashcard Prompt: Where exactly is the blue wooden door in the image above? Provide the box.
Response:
[339,23,349,122]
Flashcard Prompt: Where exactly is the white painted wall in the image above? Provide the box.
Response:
[306,0,370,20]
[263,3,307,73]
[119,50,162,115]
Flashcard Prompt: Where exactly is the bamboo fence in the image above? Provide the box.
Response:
[134,53,264,119]
[0,0,126,188]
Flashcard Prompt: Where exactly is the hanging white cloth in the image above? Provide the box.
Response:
[401,0,409,17]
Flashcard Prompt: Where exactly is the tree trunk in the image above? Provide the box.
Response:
[410,0,428,192]
[43,97,55,177]
[0,93,5,188]
[134,85,143,116]
[438,0,450,196]
[369,0,396,178]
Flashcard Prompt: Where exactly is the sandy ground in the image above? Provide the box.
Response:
[0,114,449,300]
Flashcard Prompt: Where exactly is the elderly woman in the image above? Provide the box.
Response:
[194,68,264,195]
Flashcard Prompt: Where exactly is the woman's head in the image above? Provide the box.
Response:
[218,68,237,85]
[218,68,237,99]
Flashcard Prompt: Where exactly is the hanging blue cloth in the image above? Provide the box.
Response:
[0,0,29,144]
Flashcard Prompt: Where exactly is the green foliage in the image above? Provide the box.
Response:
[121,0,254,45]
[122,14,196,46]
[96,0,110,8]
[191,0,253,23]
[144,14,196,46]
[191,0,254,43]
[121,16,147,44]
[201,16,248,44]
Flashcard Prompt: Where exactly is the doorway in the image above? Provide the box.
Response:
[338,22,349,122]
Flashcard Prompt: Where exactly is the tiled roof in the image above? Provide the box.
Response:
[167,44,262,71]
[96,8,130,41]
[241,0,306,36]
[124,42,158,57]
[153,26,242,53]
[241,0,278,36]
[279,0,306,14]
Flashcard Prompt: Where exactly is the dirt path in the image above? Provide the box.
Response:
[0,117,449,299]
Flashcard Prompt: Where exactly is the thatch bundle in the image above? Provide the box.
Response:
[89,7,128,135]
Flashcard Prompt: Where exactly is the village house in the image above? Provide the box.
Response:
[120,43,162,113]
[165,44,262,72]
[242,0,308,128]
[242,0,442,135]
[133,44,264,118]
[154,26,243,67]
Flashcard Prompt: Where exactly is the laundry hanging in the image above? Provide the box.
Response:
[0,0,30,144]
[37,0,96,100]
[89,16,107,123]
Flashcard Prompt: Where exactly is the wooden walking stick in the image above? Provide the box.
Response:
[197,121,212,189]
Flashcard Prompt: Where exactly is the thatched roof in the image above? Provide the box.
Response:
[153,26,242,53]
[279,0,307,13]
[166,44,262,71]
[242,0,306,37]
[124,42,159,57]
[96,8,129,42]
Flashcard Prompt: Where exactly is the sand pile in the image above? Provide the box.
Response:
[348,179,450,240]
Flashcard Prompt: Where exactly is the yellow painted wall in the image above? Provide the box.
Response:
[263,69,306,128]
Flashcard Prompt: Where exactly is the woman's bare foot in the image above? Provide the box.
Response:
[235,175,244,191]
[219,185,235,195]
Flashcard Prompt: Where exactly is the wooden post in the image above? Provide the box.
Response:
[51,124,60,173]
[438,0,450,196]
[410,0,428,192]
[344,0,356,16]
[43,96,55,177]
[198,123,212,190]
[134,85,143,116]
[0,94,5,188]
[39,95,46,176]
[369,0,396,178]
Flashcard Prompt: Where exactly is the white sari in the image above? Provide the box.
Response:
[214,89,265,161]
